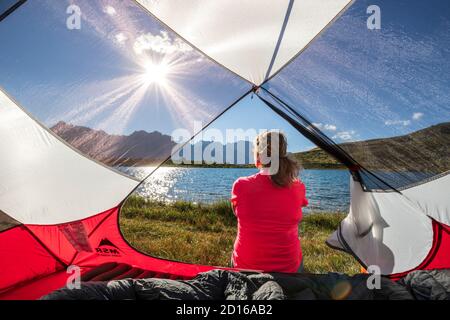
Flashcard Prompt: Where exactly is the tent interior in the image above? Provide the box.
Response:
[0,0,449,299]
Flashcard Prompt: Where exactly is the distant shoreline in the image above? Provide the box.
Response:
[114,147,347,169]
[161,164,346,170]
[127,160,347,170]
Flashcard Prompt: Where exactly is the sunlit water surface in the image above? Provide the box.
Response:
[118,167,350,213]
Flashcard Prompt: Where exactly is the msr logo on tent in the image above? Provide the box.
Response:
[95,238,121,256]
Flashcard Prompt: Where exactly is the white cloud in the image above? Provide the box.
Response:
[104,6,116,16]
[133,31,192,55]
[312,123,337,131]
[333,130,356,141]
[115,33,127,44]
[412,112,424,120]
[385,112,424,127]
[384,119,411,126]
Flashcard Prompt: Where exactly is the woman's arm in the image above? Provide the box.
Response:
[297,183,307,223]
[230,178,242,216]
[298,181,308,207]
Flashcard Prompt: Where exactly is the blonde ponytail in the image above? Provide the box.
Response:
[255,131,300,187]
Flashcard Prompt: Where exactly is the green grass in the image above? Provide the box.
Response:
[120,197,360,274]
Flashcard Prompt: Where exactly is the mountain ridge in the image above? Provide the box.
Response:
[51,121,449,171]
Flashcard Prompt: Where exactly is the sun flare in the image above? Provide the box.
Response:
[142,61,170,86]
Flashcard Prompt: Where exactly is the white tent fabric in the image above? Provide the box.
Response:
[0,89,139,225]
[402,174,450,226]
[328,178,435,274]
[136,0,353,85]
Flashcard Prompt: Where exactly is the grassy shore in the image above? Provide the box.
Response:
[120,197,360,274]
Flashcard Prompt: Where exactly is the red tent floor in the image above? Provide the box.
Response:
[1,206,448,299]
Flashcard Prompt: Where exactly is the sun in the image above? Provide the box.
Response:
[142,61,170,86]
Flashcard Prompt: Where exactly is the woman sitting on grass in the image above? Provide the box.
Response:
[231,131,308,273]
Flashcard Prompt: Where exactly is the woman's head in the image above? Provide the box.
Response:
[254,131,300,187]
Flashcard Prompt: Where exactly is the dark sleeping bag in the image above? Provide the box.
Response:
[41,269,449,300]
[398,269,450,300]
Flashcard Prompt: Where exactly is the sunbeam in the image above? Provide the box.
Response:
[41,0,235,136]
[53,76,143,125]
[98,82,152,133]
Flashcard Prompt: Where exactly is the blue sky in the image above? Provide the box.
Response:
[266,0,450,145]
[0,0,449,152]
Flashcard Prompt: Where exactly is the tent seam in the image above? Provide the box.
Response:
[68,209,117,266]
[257,89,401,192]
[260,0,356,87]
[263,0,295,82]
[0,0,27,22]
[22,225,68,268]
